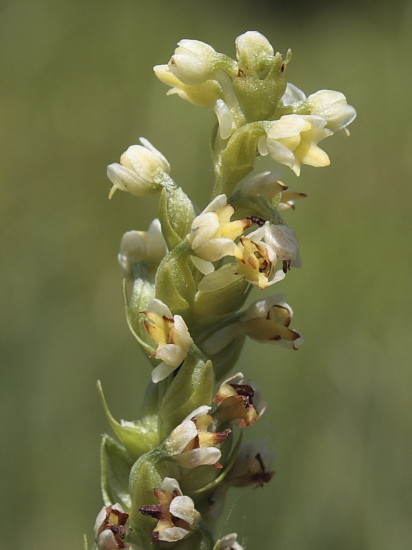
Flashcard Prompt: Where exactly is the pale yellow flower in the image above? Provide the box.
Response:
[142,299,193,382]
[259,114,332,175]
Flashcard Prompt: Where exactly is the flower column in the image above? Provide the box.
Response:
[92,31,355,550]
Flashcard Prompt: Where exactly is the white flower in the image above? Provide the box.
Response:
[94,504,129,550]
[168,39,219,85]
[203,294,302,352]
[241,294,303,349]
[142,299,193,382]
[233,225,288,289]
[259,114,332,176]
[217,532,244,550]
[248,221,301,269]
[107,138,170,198]
[165,405,230,468]
[118,219,167,278]
[188,194,251,275]
[139,477,200,543]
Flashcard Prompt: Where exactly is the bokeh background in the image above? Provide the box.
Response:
[2,0,411,548]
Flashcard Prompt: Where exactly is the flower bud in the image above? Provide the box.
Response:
[107,138,171,198]
[236,31,274,77]
[307,89,357,133]
[118,219,167,279]
[169,39,219,85]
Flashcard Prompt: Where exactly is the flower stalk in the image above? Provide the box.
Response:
[91,31,355,550]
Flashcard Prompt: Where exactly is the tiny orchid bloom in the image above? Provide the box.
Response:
[227,440,275,488]
[259,114,332,175]
[248,221,301,271]
[139,477,200,543]
[165,405,231,468]
[216,532,244,550]
[168,39,220,85]
[241,294,303,349]
[233,235,285,290]
[214,372,266,427]
[118,219,167,278]
[188,194,252,275]
[202,294,302,353]
[142,299,193,383]
[94,504,129,550]
[107,138,171,198]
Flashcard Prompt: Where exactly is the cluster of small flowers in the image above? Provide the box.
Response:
[94,31,355,550]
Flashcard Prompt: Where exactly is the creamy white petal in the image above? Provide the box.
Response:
[170,495,198,525]
[151,362,177,383]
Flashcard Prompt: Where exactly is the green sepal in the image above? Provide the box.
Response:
[158,352,215,438]
[230,192,285,224]
[158,187,195,250]
[100,434,134,512]
[154,243,196,320]
[123,278,156,357]
[128,449,172,547]
[97,381,159,459]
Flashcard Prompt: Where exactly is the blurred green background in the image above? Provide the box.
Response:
[1,0,411,548]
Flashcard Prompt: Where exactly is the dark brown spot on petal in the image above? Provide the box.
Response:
[247,216,266,227]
